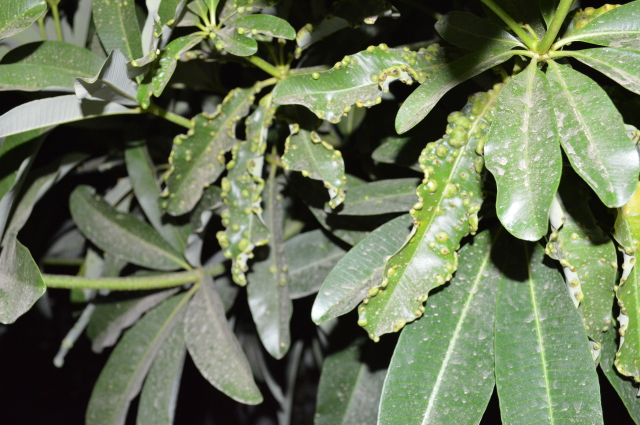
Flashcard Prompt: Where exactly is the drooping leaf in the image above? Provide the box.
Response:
[571,47,640,96]
[85,293,189,425]
[314,340,386,425]
[75,49,139,106]
[494,237,603,424]
[378,230,498,425]
[184,277,262,404]
[0,95,136,139]
[547,61,639,208]
[311,214,410,324]
[163,87,255,215]
[286,228,349,300]
[0,41,104,92]
[0,234,46,324]
[0,0,46,40]
[485,62,560,241]
[215,27,258,57]
[273,44,446,123]
[359,89,497,339]
[70,185,189,270]
[395,49,517,134]
[282,126,346,209]
[337,178,418,216]
[435,11,523,51]
[226,14,295,40]
[93,0,143,61]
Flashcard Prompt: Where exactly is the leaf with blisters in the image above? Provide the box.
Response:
[282,127,346,209]
[0,0,46,40]
[219,0,276,23]
[485,62,560,241]
[358,89,498,339]
[273,44,446,123]
[70,185,189,270]
[75,49,139,106]
[312,214,410,325]
[184,277,262,404]
[158,0,188,26]
[338,178,418,216]
[435,11,523,51]
[227,14,295,40]
[215,27,258,57]
[93,0,143,61]
[571,47,640,96]
[164,87,255,215]
[560,1,640,51]
[85,293,189,425]
[494,236,603,424]
[0,41,104,92]
[547,61,639,208]
[379,230,498,425]
[395,49,517,134]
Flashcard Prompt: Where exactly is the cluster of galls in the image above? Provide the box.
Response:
[571,4,620,30]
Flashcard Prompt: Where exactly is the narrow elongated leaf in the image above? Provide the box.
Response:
[75,49,138,106]
[227,14,295,39]
[86,293,189,425]
[379,230,499,425]
[70,185,189,270]
[359,89,497,339]
[435,11,523,51]
[93,0,143,61]
[164,87,255,215]
[282,126,346,209]
[571,47,640,96]
[0,0,46,40]
[371,136,422,172]
[273,45,446,123]
[494,238,603,424]
[314,340,386,425]
[485,62,560,241]
[311,215,410,324]
[338,178,418,215]
[286,228,349,300]
[158,0,188,26]
[0,95,135,139]
[395,49,517,134]
[296,16,349,52]
[0,41,103,92]
[547,61,639,208]
[561,1,640,50]
[0,234,45,324]
[184,278,262,404]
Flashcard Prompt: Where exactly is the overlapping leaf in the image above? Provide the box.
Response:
[571,47,640,96]
[379,230,498,425]
[337,178,418,216]
[359,88,498,339]
[75,49,139,106]
[371,136,422,172]
[163,87,255,215]
[93,0,143,61]
[226,14,295,40]
[0,0,46,40]
[485,62,560,241]
[273,45,446,123]
[215,27,257,57]
[435,11,523,51]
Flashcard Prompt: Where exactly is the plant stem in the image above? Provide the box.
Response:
[44,263,225,291]
[247,56,283,79]
[50,2,64,42]
[480,0,537,50]
[147,103,192,128]
[536,0,575,53]
[38,16,47,40]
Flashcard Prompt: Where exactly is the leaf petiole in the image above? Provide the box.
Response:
[480,0,537,50]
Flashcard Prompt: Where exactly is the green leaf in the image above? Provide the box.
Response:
[93,0,143,61]
[0,95,136,139]
[0,0,46,40]
[485,62,560,241]
[395,49,517,134]
[163,87,255,215]
[137,308,186,425]
[215,27,258,56]
[378,230,498,425]
[184,277,262,404]
[285,228,348,300]
[158,0,188,26]
[295,16,349,52]
[561,1,640,50]
[0,41,104,92]
[282,127,346,209]
[547,61,639,208]
[338,178,418,216]
[539,0,559,27]
[85,293,189,425]
[371,136,422,172]
[273,45,446,124]
[227,14,295,40]
[359,89,495,339]
[70,185,189,270]
[494,238,603,424]
[484,0,546,36]
[435,11,523,51]
[314,340,386,425]
[571,47,640,96]
[0,234,45,324]
[75,49,139,106]
[336,106,366,137]
[311,214,410,324]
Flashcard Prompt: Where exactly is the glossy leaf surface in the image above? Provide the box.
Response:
[571,47,640,96]
[338,178,418,216]
[0,0,46,40]
[215,27,257,57]
[227,14,295,40]
[93,0,143,61]
[435,11,522,51]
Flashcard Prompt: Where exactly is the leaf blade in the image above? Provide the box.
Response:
[571,47,640,96]
[435,11,523,51]
[562,2,640,50]
[0,0,46,40]
[93,0,143,61]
